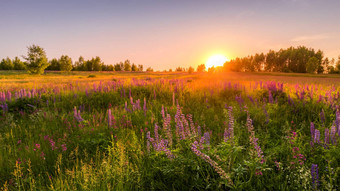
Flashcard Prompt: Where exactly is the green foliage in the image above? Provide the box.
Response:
[0,74,340,190]
[24,44,49,74]
[306,57,319,74]
[59,55,73,72]
[13,57,26,70]
[0,57,14,70]
[124,60,132,71]
[225,46,326,74]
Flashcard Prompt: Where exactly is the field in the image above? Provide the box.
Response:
[0,71,339,190]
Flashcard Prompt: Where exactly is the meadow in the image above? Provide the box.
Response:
[0,71,339,190]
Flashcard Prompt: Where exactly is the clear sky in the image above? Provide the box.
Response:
[1,0,339,70]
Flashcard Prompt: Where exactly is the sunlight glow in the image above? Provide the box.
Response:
[206,55,229,69]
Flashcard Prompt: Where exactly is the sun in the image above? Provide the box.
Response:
[206,55,229,69]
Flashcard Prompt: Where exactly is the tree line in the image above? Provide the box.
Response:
[223,46,340,74]
[0,45,146,74]
[1,45,340,74]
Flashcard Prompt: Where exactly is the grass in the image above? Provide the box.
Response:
[0,71,339,190]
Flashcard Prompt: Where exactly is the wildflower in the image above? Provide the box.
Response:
[246,114,265,164]
[310,122,315,142]
[275,161,280,170]
[40,152,46,160]
[325,128,330,145]
[314,129,320,143]
[268,91,273,103]
[255,169,263,176]
[73,106,84,122]
[61,144,67,152]
[224,107,234,143]
[191,141,233,184]
[311,164,319,190]
[320,109,325,124]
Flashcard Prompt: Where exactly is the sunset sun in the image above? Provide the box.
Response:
[206,55,229,69]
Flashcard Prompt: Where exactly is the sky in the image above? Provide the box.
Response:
[0,0,340,71]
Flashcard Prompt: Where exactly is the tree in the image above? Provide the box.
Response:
[124,60,131,71]
[336,55,340,71]
[306,57,319,74]
[0,57,14,70]
[92,57,103,71]
[197,64,206,72]
[131,63,138,71]
[138,64,143,71]
[253,53,265,71]
[24,45,49,74]
[146,67,153,72]
[13,57,26,70]
[114,62,123,71]
[208,66,215,73]
[47,58,60,70]
[176,67,184,72]
[188,66,194,74]
[59,55,73,72]
[73,56,85,71]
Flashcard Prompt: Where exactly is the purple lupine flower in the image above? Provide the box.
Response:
[191,141,232,183]
[314,129,320,144]
[325,128,330,145]
[310,122,315,144]
[124,101,130,113]
[311,164,319,190]
[224,106,234,143]
[320,109,325,124]
[154,124,159,144]
[330,125,337,145]
[74,107,84,122]
[268,91,273,103]
[223,128,230,143]
[164,114,173,146]
[161,105,165,119]
[235,95,243,109]
[248,95,255,105]
[196,125,201,137]
[336,110,340,137]
[247,114,265,164]
[187,114,196,136]
[203,132,210,146]
[158,139,174,159]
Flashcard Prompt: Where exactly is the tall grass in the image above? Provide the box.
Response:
[0,72,339,190]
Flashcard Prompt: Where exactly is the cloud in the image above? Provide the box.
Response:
[290,34,330,42]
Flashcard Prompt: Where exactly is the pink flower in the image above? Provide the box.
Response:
[255,169,263,176]
[40,152,46,160]
[61,144,67,151]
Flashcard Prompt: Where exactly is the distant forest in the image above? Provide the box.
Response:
[1,46,340,74]
[223,46,340,74]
